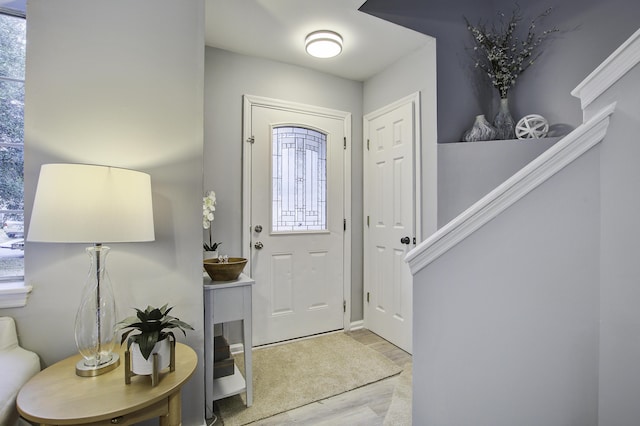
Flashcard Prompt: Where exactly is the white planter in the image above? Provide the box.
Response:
[130,338,171,375]
[204,250,218,260]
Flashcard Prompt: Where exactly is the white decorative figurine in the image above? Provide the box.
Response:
[515,114,549,139]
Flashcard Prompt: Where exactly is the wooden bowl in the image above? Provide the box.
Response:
[203,257,247,281]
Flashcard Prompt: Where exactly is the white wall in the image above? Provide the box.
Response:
[204,47,364,320]
[587,55,640,426]
[6,1,206,424]
[363,40,438,239]
[438,137,560,226]
[413,147,601,425]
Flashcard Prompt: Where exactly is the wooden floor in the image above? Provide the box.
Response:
[217,329,411,425]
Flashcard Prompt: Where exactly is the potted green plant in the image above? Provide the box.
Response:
[117,304,194,375]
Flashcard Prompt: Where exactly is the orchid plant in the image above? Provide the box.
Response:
[203,190,221,252]
[465,6,559,99]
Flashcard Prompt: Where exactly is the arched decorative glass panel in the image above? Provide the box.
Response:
[272,126,327,232]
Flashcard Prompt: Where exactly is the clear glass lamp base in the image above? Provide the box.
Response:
[74,245,119,377]
[75,353,120,377]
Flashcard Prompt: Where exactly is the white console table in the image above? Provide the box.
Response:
[203,273,254,419]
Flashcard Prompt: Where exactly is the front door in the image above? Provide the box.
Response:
[243,95,350,346]
[363,93,420,354]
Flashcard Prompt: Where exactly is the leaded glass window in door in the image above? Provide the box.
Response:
[272,126,327,232]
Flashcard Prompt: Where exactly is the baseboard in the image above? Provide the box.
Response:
[349,320,364,330]
[229,342,244,355]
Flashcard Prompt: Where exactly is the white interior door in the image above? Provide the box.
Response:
[244,96,350,347]
[363,93,420,354]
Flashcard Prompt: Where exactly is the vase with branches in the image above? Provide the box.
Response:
[465,6,558,139]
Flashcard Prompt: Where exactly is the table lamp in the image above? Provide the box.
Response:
[28,163,155,376]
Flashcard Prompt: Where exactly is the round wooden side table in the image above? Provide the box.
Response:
[17,342,197,426]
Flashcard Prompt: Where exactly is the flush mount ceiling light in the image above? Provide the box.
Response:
[305,30,343,58]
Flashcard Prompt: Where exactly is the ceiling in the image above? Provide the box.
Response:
[0,0,431,83]
[204,0,432,82]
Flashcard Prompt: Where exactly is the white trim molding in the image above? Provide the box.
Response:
[571,28,640,111]
[406,102,616,276]
[0,281,32,308]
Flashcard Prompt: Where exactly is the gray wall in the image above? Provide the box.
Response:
[508,0,640,139]
[438,137,560,226]
[6,1,207,424]
[363,41,439,240]
[361,0,640,143]
[204,47,364,321]
[587,55,640,426]
[413,146,601,425]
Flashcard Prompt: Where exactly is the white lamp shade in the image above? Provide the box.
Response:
[28,163,155,243]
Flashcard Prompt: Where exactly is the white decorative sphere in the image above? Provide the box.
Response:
[515,114,549,139]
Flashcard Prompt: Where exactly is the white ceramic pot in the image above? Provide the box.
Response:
[130,338,171,375]
[203,250,218,260]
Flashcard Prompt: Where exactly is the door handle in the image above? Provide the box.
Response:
[254,225,263,233]
[400,236,411,245]
[254,241,264,249]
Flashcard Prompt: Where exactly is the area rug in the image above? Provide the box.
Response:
[383,362,412,426]
[217,332,403,425]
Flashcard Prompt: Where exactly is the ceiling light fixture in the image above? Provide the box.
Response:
[305,30,343,59]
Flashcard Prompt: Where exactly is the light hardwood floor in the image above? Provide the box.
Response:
[215,329,411,425]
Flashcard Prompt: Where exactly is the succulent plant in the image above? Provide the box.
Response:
[117,304,193,360]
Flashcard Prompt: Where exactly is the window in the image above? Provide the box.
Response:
[0,10,26,281]
[272,126,327,232]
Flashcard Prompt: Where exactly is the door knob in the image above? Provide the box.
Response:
[254,225,263,233]
[254,241,264,249]
[400,236,411,245]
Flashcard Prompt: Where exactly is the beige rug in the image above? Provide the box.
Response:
[217,332,403,425]
[383,362,412,426]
